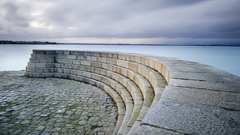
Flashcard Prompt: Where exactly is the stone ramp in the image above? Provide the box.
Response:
[25,50,240,135]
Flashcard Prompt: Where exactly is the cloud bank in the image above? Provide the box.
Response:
[0,0,240,44]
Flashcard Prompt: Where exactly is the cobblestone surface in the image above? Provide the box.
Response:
[0,71,117,135]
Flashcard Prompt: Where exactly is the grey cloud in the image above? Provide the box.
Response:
[2,2,30,27]
[0,0,240,44]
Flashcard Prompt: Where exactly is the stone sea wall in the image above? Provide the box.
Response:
[25,50,240,135]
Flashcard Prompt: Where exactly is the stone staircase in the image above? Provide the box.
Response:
[25,50,240,135]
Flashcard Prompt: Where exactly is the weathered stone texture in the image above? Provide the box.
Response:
[23,50,240,135]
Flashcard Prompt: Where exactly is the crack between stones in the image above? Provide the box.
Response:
[170,85,240,94]
[221,107,240,112]
[141,122,189,135]
[163,97,240,111]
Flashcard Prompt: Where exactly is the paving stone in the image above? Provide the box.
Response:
[21,120,30,124]
[36,126,46,131]
[0,71,117,134]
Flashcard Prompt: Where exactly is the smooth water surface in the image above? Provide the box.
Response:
[0,45,239,77]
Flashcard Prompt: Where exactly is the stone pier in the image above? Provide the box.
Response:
[22,50,240,134]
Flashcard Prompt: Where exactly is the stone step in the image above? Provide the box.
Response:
[26,51,166,135]
[68,71,134,135]
[25,50,240,135]
[57,53,168,117]
[65,65,144,134]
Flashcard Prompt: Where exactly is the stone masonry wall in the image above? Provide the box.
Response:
[25,50,240,135]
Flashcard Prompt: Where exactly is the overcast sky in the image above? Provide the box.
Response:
[0,0,240,44]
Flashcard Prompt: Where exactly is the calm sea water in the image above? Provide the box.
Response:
[0,45,239,77]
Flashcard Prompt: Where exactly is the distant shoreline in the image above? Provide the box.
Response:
[1,43,240,47]
[59,43,240,47]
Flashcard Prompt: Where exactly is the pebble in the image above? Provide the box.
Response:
[0,71,117,134]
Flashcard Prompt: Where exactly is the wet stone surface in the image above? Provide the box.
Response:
[0,71,117,135]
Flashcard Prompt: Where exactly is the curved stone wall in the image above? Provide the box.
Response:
[25,50,240,135]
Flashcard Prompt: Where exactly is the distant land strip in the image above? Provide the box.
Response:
[0,40,57,44]
[1,40,240,46]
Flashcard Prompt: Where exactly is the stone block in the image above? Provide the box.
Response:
[82,72,91,78]
[165,68,171,84]
[54,73,62,78]
[170,71,240,83]
[62,59,72,64]
[63,51,70,55]
[32,73,44,77]
[170,79,240,93]
[144,57,150,66]
[45,63,54,68]
[115,66,121,74]
[79,66,87,71]
[112,65,117,72]
[81,61,91,66]
[62,74,69,79]
[77,55,86,60]
[87,56,97,61]
[33,50,45,54]
[100,69,107,76]
[63,69,70,74]
[155,61,163,74]
[86,51,94,56]
[67,55,77,59]
[102,63,108,69]
[87,66,94,72]
[44,73,54,77]
[61,64,72,69]
[117,60,129,68]
[98,57,107,63]
[117,54,125,60]
[140,57,145,65]
[45,51,55,54]
[36,63,45,68]
[107,53,113,58]
[127,70,135,81]
[142,98,240,135]
[134,55,141,63]
[112,53,118,59]
[55,50,64,54]
[34,54,46,59]
[106,58,117,65]
[72,64,80,70]
[162,86,240,110]
[45,55,54,59]
[39,59,53,63]
[55,68,63,73]
[55,63,61,68]
[72,60,81,65]
[56,54,66,59]
[121,68,128,77]
[91,62,102,68]
[101,52,108,58]
[55,59,62,63]
[30,58,39,63]
[111,72,119,81]
[129,63,138,72]
[28,63,35,68]
[125,54,131,61]
[43,68,54,73]
[141,67,150,80]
